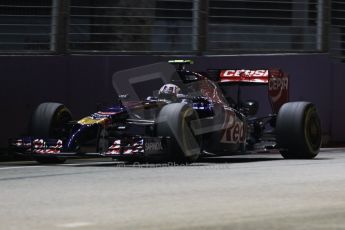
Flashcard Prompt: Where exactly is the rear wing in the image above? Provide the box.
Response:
[207,69,289,113]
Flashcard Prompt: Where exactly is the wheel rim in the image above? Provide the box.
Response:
[51,108,72,138]
[305,109,322,152]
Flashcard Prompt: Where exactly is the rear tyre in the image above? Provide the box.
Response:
[30,102,72,164]
[156,103,201,163]
[276,102,322,159]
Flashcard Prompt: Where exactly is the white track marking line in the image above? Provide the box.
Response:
[0,165,47,170]
[57,222,94,228]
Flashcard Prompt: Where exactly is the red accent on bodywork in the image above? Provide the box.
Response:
[268,69,289,113]
[218,69,289,113]
[32,139,63,154]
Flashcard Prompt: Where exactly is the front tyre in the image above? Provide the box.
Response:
[156,103,201,163]
[276,102,322,159]
[30,102,72,164]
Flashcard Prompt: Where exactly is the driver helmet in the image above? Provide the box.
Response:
[158,83,181,100]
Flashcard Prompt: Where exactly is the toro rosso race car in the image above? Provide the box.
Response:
[9,60,322,164]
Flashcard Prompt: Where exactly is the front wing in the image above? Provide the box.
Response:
[9,136,171,159]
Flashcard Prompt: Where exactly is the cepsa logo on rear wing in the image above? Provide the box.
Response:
[208,69,289,113]
[220,69,269,83]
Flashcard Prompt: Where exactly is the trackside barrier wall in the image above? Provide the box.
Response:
[0,54,344,148]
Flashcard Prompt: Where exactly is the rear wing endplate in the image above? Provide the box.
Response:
[207,69,289,113]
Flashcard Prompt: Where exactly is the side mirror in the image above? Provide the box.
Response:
[242,100,259,116]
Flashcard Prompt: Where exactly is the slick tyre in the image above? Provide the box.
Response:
[30,102,72,138]
[276,102,322,159]
[30,102,72,164]
[156,103,201,163]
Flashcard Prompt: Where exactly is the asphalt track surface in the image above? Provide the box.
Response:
[1,149,345,230]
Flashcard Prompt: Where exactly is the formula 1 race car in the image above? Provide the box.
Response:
[9,60,322,164]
